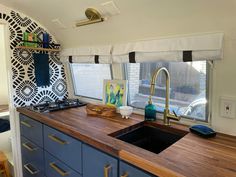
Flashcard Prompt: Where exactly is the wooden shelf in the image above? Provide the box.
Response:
[16,46,60,52]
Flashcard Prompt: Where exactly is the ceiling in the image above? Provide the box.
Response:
[0,0,236,48]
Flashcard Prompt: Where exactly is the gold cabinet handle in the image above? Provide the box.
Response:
[21,121,33,128]
[104,165,111,177]
[121,172,129,177]
[48,134,69,145]
[49,162,70,176]
[24,163,39,175]
[22,142,38,151]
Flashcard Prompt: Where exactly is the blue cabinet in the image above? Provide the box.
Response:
[119,161,155,177]
[20,114,43,147]
[21,130,44,177]
[44,151,82,177]
[20,114,44,177]
[20,114,157,177]
[44,125,82,174]
[83,144,118,177]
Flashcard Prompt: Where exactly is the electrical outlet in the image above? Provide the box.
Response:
[220,97,236,119]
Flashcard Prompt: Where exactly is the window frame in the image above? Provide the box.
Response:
[69,63,113,101]
[124,61,212,123]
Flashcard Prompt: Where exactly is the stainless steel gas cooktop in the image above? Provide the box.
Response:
[26,99,86,113]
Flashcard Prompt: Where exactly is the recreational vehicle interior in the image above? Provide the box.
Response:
[0,1,235,177]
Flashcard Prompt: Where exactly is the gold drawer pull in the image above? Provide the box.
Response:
[50,162,70,176]
[21,121,33,128]
[104,165,111,177]
[24,163,39,175]
[48,134,69,145]
[22,142,38,151]
[121,172,129,177]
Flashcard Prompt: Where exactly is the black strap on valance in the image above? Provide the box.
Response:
[129,52,136,63]
[183,51,192,62]
[94,55,99,64]
[69,56,73,63]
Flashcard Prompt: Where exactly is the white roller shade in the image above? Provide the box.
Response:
[60,45,112,64]
[112,33,224,63]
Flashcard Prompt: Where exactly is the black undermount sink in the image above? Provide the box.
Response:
[110,122,188,154]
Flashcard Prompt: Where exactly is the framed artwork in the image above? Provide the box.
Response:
[103,80,128,107]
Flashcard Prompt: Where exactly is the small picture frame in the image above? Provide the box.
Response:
[103,79,128,108]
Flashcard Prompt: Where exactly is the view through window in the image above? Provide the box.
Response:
[126,61,208,121]
[70,64,112,100]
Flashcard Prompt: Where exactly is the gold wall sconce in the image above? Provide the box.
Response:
[76,8,105,27]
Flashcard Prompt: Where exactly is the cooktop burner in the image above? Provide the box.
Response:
[27,99,87,113]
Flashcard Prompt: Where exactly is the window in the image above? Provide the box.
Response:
[125,61,209,121]
[70,64,112,100]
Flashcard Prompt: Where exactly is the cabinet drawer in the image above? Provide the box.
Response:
[21,137,44,177]
[21,136,44,165]
[23,163,45,177]
[120,161,155,177]
[20,114,43,147]
[44,125,82,173]
[83,144,118,177]
[44,151,82,177]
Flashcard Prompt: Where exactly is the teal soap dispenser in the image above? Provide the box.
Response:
[145,96,156,121]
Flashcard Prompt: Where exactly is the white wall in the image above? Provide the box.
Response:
[0,130,11,157]
[0,25,9,105]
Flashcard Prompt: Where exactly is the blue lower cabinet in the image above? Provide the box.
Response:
[23,164,45,177]
[83,144,118,177]
[20,116,156,177]
[44,125,82,173]
[20,114,43,147]
[21,136,44,177]
[44,151,82,177]
[119,161,155,177]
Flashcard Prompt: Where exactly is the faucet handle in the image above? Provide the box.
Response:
[166,109,181,122]
[173,110,178,117]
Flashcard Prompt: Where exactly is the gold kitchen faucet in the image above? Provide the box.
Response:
[149,67,181,125]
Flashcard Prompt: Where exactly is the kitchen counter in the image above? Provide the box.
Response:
[17,107,236,177]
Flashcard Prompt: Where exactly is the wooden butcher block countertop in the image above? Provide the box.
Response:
[17,106,236,177]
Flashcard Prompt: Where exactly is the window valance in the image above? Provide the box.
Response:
[60,45,112,64]
[112,33,224,63]
[61,33,224,64]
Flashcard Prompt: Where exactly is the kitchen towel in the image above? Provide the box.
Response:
[33,53,50,87]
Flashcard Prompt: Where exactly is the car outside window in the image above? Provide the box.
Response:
[125,61,209,121]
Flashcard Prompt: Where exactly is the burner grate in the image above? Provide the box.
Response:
[27,99,86,113]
